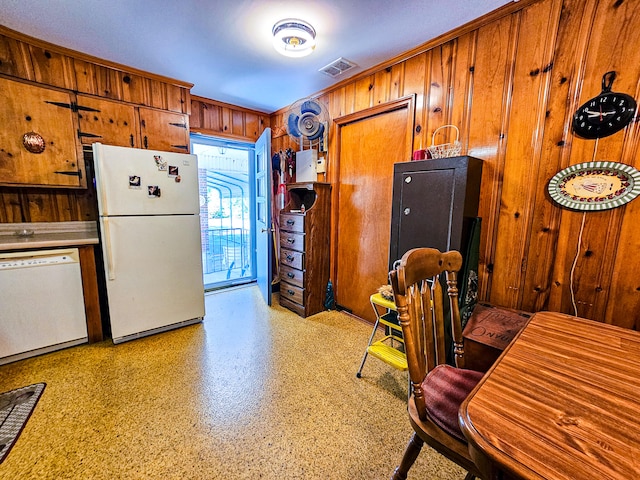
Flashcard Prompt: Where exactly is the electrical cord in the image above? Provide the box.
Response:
[569,139,598,316]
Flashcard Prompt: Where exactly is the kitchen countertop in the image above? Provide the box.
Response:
[0,221,99,251]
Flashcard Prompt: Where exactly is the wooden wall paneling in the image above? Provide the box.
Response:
[467,13,516,300]
[120,72,148,106]
[450,32,477,153]
[425,43,452,144]
[181,87,191,116]
[389,62,404,101]
[245,112,260,139]
[53,190,85,221]
[354,75,374,112]
[551,0,640,320]
[328,87,346,120]
[547,0,598,313]
[231,110,244,137]
[402,53,428,152]
[189,99,203,129]
[342,82,357,116]
[550,2,640,319]
[522,0,594,313]
[489,0,557,308]
[221,108,231,135]
[24,190,60,222]
[203,102,223,132]
[0,34,34,79]
[165,83,185,113]
[607,199,640,329]
[94,65,124,101]
[373,68,392,105]
[72,58,98,95]
[28,45,76,90]
[0,190,24,223]
[146,78,168,110]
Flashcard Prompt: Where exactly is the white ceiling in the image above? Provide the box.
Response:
[0,0,514,113]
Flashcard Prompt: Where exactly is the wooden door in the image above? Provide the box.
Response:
[76,95,138,148]
[139,107,189,153]
[333,99,414,322]
[0,77,85,188]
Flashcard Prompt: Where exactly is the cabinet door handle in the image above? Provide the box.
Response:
[130,134,134,147]
[143,135,148,149]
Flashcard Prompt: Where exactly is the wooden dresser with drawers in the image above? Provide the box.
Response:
[278,182,331,317]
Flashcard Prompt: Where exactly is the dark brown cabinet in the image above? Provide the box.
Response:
[389,156,482,269]
[279,182,331,317]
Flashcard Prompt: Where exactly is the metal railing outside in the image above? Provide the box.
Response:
[204,227,251,280]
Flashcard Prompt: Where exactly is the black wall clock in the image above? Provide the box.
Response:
[572,71,637,139]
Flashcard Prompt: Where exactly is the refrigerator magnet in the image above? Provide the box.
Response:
[148,185,161,197]
[175,175,181,183]
[129,175,141,188]
[168,165,179,177]
[154,155,167,171]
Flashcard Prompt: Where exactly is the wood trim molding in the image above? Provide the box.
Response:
[0,24,193,89]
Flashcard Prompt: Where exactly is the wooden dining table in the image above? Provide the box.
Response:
[459,311,640,480]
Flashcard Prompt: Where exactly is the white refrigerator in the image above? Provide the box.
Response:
[93,143,205,344]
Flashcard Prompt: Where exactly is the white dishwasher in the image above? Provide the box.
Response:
[0,248,88,365]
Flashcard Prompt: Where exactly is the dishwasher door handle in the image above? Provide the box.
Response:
[102,218,116,280]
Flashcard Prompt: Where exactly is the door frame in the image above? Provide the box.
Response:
[329,95,415,310]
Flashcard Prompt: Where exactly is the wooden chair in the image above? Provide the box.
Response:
[389,248,484,480]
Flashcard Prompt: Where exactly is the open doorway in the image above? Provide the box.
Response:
[191,134,256,290]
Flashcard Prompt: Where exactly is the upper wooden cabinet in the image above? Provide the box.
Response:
[0,77,85,188]
[76,95,139,148]
[77,98,189,153]
[139,107,189,153]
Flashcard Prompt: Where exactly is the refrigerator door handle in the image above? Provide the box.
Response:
[102,218,116,280]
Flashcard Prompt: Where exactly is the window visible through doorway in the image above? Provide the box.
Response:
[191,134,256,290]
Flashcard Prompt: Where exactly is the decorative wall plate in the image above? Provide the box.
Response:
[548,161,640,211]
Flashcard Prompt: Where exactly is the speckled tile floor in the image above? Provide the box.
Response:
[0,285,466,479]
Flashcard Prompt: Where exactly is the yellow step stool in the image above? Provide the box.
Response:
[356,293,408,378]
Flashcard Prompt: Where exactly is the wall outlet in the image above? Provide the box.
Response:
[316,157,326,173]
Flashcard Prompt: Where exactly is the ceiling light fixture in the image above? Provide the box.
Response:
[272,19,316,58]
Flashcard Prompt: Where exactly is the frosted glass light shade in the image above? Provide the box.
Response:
[272,19,316,58]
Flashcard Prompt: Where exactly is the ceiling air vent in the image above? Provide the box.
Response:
[319,57,357,78]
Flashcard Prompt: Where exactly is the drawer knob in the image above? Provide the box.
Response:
[287,289,295,295]
[286,219,295,226]
[287,237,295,244]
[286,254,294,261]
[287,272,295,278]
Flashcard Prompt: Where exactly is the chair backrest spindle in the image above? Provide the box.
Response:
[389,248,466,421]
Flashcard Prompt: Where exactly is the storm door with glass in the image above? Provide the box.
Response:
[191,135,256,290]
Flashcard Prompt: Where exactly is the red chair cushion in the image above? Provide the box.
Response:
[422,364,484,442]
